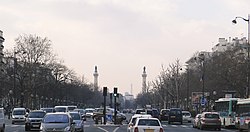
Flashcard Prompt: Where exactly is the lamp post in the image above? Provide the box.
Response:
[232,14,250,98]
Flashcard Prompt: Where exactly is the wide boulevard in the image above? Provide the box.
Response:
[5,114,239,132]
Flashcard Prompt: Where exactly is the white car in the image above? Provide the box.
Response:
[182,111,192,123]
[127,114,152,132]
[128,117,163,132]
[11,108,27,124]
[0,108,5,132]
[85,108,95,118]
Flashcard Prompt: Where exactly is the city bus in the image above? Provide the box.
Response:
[235,98,250,131]
[214,98,239,127]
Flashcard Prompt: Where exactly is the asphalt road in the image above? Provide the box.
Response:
[4,115,239,132]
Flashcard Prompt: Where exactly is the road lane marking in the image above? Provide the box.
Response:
[113,127,119,132]
[97,127,109,132]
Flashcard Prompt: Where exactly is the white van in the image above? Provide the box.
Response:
[0,108,5,132]
[54,106,69,113]
[12,108,27,124]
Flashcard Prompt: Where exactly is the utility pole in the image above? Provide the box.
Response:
[113,87,117,124]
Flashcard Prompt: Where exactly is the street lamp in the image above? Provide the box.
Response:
[13,49,26,107]
[232,14,250,98]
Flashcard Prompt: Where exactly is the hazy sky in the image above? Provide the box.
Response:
[1,0,250,96]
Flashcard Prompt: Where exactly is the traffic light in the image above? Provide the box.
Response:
[114,87,117,97]
[103,87,107,96]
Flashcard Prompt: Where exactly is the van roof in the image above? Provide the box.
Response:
[13,108,26,110]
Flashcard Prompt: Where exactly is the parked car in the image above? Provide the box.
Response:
[159,109,169,121]
[69,112,84,132]
[127,114,152,132]
[197,112,221,130]
[0,108,5,132]
[193,114,201,128]
[25,110,46,131]
[40,112,75,132]
[182,111,192,123]
[168,108,183,124]
[11,108,27,124]
[128,117,164,132]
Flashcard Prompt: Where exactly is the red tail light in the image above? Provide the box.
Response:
[160,128,164,132]
[134,127,138,132]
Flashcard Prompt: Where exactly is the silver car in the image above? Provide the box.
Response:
[69,112,84,132]
[40,112,75,132]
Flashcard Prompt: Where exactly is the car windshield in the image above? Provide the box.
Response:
[68,106,76,111]
[162,110,169,115]
[85,110,94,113]
[70,113,81,120]
[28,112,46,118]
[170,110,181,115]
[43,114,69,123]
[138,119,160,126]
[183,112,191,116]
[13,110,25,115]
[41,108,54,113]
[136,109,145,114]
[205,114,219,119]
[55,107,66,112]
[74,109,85,114]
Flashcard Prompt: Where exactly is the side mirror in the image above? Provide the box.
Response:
[128,123,133,127]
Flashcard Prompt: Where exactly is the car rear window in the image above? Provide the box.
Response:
[69,113,81,120]
[28,112,46,118]
[204,114,219,118]
[138,119,160,126]
[169,110,181,115]
[43,114,69,123]
[182,112,191,116]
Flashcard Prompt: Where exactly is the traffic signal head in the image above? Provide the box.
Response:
[103,87,107,96]
[114,87,117,97]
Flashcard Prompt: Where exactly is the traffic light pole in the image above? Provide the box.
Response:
[103,87,107,125]
[114,87,117,125]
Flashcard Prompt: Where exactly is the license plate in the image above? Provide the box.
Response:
[171,116,176,118]
[32,125,39,127]
[145,129,154,132]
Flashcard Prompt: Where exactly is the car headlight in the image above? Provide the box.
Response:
[76,122,82,127]
[64,126,71,131]
[40,125,46,132]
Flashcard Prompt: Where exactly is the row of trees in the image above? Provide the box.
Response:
[136,46,249,111]
[0,34,103,109]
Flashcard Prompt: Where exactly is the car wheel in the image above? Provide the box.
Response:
[248,123,250,132]
[200,125,203,130]
[25,125,30,131]
[11,121,14,124]
[218,128,221,131]
[180,121,183,125]
[168,121,171,124]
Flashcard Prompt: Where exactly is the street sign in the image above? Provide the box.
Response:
[200,97,206,106]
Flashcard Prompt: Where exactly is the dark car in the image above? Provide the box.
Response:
[148,109,159,118]
[25,110,46,131]
[197,112,221,130]
[159,109,170,121]
[168,108,183,124]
